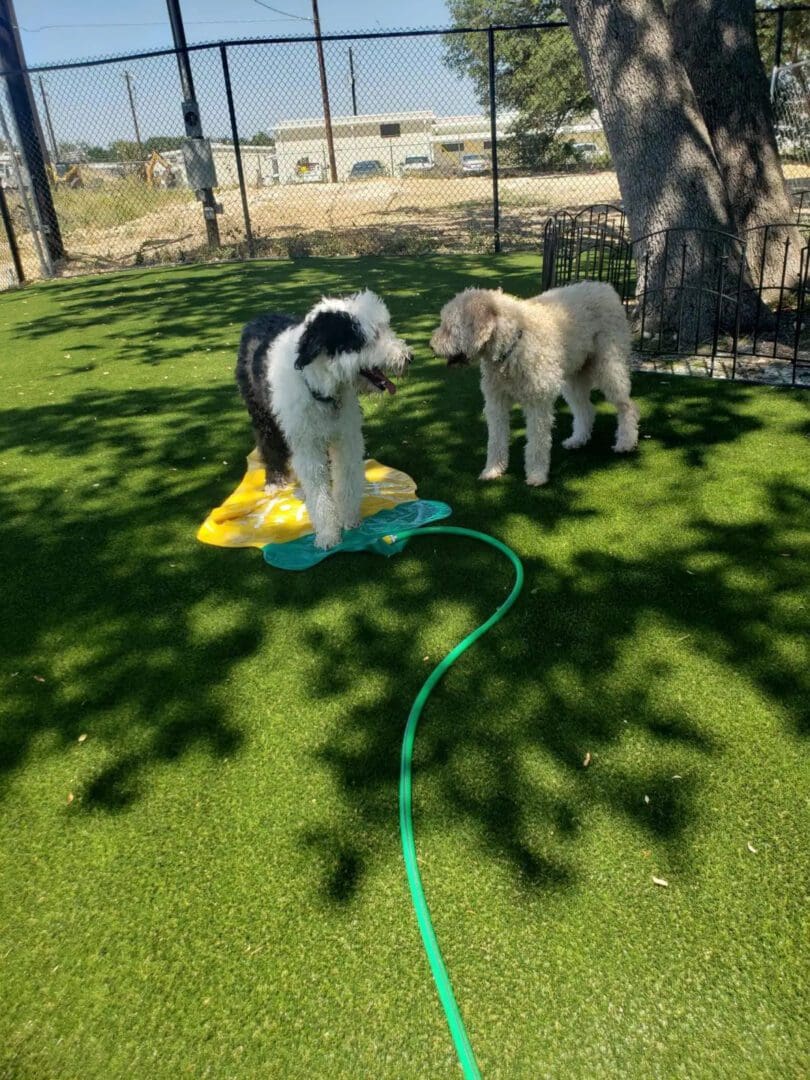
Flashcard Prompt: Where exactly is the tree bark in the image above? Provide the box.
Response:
[670,0,802,290]
[559,0,760,340]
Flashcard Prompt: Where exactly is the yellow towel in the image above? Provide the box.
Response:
[197,449,417,549]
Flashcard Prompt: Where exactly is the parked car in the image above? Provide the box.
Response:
[460,152,489,175]
[348,160,387,180]
[570,142,600,162]
[400,155,432,175]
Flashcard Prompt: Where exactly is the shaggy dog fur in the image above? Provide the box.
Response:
[236,290,411,549]
[430,280,639,486]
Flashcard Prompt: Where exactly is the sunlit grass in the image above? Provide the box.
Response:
[53,175,195,232]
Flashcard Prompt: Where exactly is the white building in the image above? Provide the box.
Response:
[429,112,518,168]
[209,143,279,188]
[272,110,529,181]
[0,153,26,186]
[164,108,606,189]
[274,110,436,182]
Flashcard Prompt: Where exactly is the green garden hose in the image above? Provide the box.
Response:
[393,526,525,1080]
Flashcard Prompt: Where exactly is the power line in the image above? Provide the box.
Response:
[19,18,300,33]
[252,1,313,23]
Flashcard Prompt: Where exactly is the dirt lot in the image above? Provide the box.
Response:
[3,165,809,283]
[3,170,623,280]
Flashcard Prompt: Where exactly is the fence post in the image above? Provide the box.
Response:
[774,5,786,70]
[770,5,786,98]
[220,44,254,257]
[0,0,64,261]
[541,217,558,291]
[166,0,220,249]
[487,25,501,254]
[0,182,24,283]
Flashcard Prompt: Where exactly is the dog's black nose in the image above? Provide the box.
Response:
[447,353,469,367]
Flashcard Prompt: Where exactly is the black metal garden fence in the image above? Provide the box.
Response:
[539,197,810,386]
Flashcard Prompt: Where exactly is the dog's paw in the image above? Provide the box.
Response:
[479,466,505,481]
[314,530,342,551]
[612,438,638,453]
[562,434,589,450]
[525,472,548,487]
[341,516,362,532]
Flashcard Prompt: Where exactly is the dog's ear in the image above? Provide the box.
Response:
[295,310,366,369]
[466,292,498,354]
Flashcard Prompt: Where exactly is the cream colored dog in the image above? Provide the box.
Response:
[430,280,639,486]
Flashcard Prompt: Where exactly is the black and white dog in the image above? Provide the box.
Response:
[236,290,411,549]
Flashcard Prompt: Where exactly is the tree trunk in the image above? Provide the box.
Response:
[670,0,803,291]
[559,0,760,342]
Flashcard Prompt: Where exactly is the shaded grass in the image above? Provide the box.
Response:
[0,256,808,1079]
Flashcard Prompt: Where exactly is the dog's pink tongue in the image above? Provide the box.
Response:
[362,367,397,394]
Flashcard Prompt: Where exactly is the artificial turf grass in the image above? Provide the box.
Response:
[0,258,808,1080]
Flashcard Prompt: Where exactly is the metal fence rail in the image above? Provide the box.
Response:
[0,10,806,286]
[540,198,810,386]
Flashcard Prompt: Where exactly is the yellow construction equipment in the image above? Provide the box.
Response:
[47,163,84,188]
[144,150,177,189]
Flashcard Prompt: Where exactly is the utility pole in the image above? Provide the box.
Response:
[311,0,337,183]
[165,0,220,247]
[123,72,144,160]
[348,47,358,116]
[37,76,58,161]
[0,0,63,260]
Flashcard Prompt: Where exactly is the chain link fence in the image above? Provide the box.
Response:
[0,12,804,286]
[773,57,810,164]
[764,5,810,175]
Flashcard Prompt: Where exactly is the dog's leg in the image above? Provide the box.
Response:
[253,408,291,494]
[593,343,639,452]
[612,399,640,453]
[330,413,365,532]
[480,382,511,481]
[291,448,342,550]
[524,398,555,486]
[561,368,596,449]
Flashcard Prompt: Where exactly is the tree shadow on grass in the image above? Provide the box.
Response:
[3,255,541,368]
[0,330,806,907]
[299,469,808,903]
[0,382,256,810]
[292,372,807,901]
